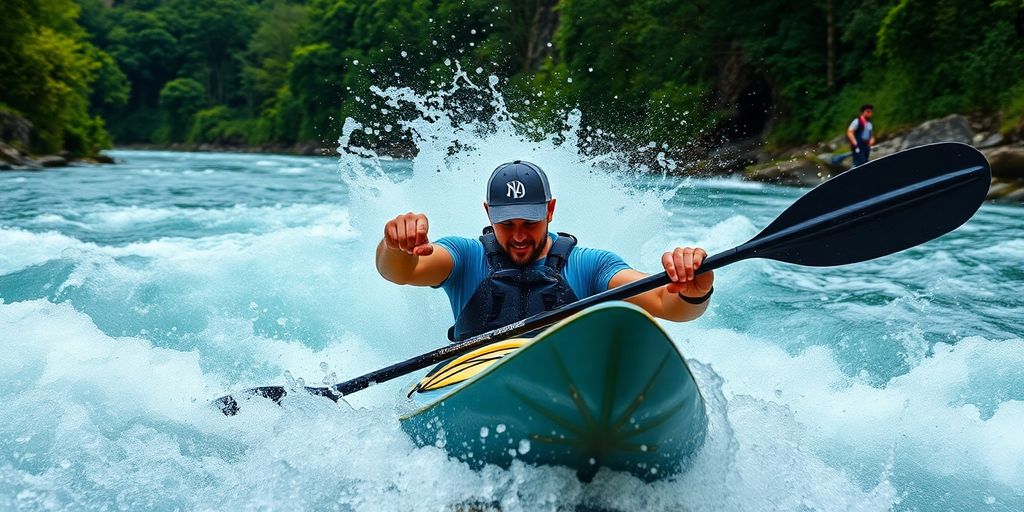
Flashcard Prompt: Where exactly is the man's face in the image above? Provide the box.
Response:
[485,199,556,266]
[863,109,873,119]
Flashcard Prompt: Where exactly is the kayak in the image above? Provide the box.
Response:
[400,302,707,481]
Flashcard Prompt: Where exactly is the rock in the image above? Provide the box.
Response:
[0,143,21,164]
[900,114,974,150]
[870,137,904,159]
[973,132,1004,149]
[17,159,42,170]
[983,146,1024,179]
[743,161,782,181]
[0,111,32,148]
[817,152,841,165]
[93,153,115,164]
[986,177,1024,202]
[1000,182,1024,202]
[986,180,1014,199]
[0,162,12,171]
[707,137,763,173]
[36,155,68,167]
[827,134,848,152]
[745,157,834,186]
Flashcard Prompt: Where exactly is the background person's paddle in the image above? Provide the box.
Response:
[215,142,990,415]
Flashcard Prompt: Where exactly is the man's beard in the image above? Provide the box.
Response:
[502,230,547,265]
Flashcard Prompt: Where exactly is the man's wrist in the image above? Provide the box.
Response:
[678,286,713,305]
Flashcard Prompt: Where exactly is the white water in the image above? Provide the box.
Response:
[0,70,1022,511]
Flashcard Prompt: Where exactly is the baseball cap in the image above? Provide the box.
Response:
[485,160,552,223]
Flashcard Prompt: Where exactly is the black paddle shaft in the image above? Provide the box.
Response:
[214,142,990,415]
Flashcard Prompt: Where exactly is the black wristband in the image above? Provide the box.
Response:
[678,286,714,305]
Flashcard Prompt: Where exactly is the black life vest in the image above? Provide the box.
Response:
[449,227,579,342]
[853,116,868,146]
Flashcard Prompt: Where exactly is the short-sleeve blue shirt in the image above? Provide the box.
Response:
[434,233,631,319]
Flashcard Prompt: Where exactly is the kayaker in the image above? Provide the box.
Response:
[376,160,715,341]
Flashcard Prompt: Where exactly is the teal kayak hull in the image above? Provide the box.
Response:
[400,302,707,481]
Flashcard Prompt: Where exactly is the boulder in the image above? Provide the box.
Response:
[826,134,848,152]
[0,111,32,148]
[973,132,1004,149]
[36,155,68,168]
[0,143,21,164]
[900,114,974,150]
[745,156,834,186]
[706,137,762,173]
[986,177,1024,202]
[983,146,1024,179]
[16,159,42,170]
[1003,186,1024,202]
[871,136,904,159]
[986,180,1014,199]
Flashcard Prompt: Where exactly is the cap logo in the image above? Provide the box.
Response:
[506,180,526,199]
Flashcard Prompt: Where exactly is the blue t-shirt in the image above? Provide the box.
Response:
[434,233,631,319]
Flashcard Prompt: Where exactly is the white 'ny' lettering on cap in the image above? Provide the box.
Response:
[506,180,526,199]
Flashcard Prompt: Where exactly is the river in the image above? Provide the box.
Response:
[1,84,1022,510]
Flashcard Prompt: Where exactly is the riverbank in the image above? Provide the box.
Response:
[116,142,340,157]
[0,142,115,171]
[740,114,1024,202]
[0,140,333,171]
[8,121,1024,204]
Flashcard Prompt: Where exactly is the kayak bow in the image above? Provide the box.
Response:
[401,302,706,481]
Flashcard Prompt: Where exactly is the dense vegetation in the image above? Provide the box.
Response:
[2,0,1023,157]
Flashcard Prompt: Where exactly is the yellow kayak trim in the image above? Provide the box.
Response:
[411,338,528,394]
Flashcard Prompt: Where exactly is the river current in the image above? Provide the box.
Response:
[1,80,1022,511]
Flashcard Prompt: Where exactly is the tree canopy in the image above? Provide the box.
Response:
[3,0,1023,156]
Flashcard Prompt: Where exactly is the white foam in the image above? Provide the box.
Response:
[672,322,1024,494]
[0,228,89,275]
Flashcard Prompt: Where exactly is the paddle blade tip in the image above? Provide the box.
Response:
[749,144,992,267]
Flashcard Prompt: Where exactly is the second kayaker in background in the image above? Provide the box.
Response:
[375,160,714,341]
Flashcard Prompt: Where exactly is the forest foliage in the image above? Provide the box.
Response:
[2,0,1022,156]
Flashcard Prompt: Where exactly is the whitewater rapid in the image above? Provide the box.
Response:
[1,76,1022,511]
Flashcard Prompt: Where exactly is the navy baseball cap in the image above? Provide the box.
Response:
[486,160,552,223]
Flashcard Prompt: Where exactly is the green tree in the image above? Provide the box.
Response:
[163,0,259,106]
[0,0,118,154]
[239,1,307,124]
[158,77,207,141]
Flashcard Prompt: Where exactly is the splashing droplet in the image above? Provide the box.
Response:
[518,439,531,454]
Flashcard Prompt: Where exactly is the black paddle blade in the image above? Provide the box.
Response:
[214,385,338,416]
[748,142,990,266]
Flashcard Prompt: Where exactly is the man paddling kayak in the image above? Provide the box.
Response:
[215,143,989,416]
[376,160,714,340]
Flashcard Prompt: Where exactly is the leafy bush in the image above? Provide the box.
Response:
[188,106,249,144]
[158,77,206,142]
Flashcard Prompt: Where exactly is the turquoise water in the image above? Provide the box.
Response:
[1,80,1023,510]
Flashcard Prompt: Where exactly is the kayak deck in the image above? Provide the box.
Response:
[400,302,707,481]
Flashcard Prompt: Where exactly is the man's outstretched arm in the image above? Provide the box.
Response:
[376,212,453,287]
